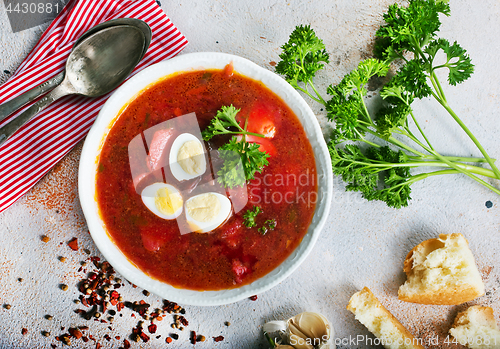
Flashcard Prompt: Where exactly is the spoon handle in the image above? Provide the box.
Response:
[0,72,65,124]
[0,85,70,148]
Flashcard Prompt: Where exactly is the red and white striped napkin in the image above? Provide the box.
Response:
[0,0,188,213]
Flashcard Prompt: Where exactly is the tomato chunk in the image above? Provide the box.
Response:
[140,226,174,252]
[243,135,276,157]
[146,128,175,172]
[231,259,250,283]
[245,103,278,138]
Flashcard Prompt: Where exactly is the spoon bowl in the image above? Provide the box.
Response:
[65,25,146,97]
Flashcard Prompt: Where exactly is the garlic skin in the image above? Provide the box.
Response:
[287,312,332,349]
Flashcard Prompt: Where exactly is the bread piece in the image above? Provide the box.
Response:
[398,233,484,305]
[449,305,500,349]
[347,287,425,349]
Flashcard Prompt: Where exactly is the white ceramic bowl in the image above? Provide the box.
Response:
[79,52,333,306]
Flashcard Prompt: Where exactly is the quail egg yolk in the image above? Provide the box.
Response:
[186,193,221,222]
[154,187,183,216]
[177,140,204,175]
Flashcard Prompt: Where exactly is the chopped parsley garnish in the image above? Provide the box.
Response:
[203,105,270,189]
[259,219,277,235]
[243,206,262,228]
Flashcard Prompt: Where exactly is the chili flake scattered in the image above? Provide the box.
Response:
[68,238,78,251]
[213,335,224,342]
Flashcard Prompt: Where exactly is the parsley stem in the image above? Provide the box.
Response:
[296,85,323,104]
[404,127,500,192]
[436,97,500,180]
[413,155,493,163]
[225,130,266,138]
[430,71,447,103]
[409,111,434,151]
[308,79,327,105]
[339,157,497,179]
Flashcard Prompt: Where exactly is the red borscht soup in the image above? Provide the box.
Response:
[96,67,317,290]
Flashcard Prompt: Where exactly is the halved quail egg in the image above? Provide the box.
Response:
[184,192,232,233]
[169,133,207,181]
[141,183,183,219]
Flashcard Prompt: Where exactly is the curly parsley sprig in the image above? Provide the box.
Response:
[276,1,500,208]
[202,105,265,141]
[203,106,270,189]
[275,24,329,104]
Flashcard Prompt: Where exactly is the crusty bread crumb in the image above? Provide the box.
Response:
[347,287,425,349]
[398,233,484,305]
[449,305,500,349]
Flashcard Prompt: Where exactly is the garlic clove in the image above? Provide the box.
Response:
[291,312,330,339]
[287,312,331,349]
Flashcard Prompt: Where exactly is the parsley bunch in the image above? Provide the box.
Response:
[276,1,500,208]
[203,105,270,188]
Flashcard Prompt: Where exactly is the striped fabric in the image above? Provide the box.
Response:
[0,0,188,213]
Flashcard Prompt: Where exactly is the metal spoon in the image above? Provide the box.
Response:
[0,24,150,147]
[0,19,151,126]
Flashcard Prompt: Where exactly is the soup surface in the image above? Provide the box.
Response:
[96,67,317,290]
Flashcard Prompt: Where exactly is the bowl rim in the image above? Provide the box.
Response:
[78,51,333,306]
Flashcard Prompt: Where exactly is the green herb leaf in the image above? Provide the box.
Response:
[243,206,262,228]
[275,24,329,103]
[217,137,270,189]
[202,105,244,141]
[325,59,389,143]
[259,219,277,235]
[375,0,450,61]
[426,38,474,85]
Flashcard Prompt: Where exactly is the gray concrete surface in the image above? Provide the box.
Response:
[0,0,499,348]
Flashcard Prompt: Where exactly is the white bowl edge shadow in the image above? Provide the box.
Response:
[78,52,333,306]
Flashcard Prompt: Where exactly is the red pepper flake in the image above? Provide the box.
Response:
[95,342,102,349]
[116,302,124,312]
[115,336,120,340]
[21,328,28,335]
[68,327,83,339]
[148,323,157,334]
[139,331,150,342]
[213,335,224,342]
[67,238,78,251]
[123,339,131,349]
[101,261,112,273]
[249,295,258,301]
[178,316,189,326]
[190,331,197,344]
[104,334,111,341]
[82,337,89,343]
[166,337,173,344]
